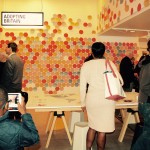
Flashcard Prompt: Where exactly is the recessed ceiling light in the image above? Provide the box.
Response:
[130,30,135,33]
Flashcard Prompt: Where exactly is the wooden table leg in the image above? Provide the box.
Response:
[62,116,72,145]
[45,111,72,148]
[45,112,53,134]
[45,116,57,148]
[118,112,131,142]
[134,112,140,123]
[120,109,126,122]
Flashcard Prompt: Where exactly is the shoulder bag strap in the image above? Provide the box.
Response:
[106,60,117,78]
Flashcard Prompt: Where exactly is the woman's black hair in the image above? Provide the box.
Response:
[92,42,105,58]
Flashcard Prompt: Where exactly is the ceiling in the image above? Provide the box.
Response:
[99,7,150,40]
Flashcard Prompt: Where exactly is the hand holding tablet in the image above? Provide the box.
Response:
[8,93,22,111]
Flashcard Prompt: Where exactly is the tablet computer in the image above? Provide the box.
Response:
[8,93,22,111]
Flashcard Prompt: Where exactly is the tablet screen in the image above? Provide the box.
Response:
[8,93,22,111]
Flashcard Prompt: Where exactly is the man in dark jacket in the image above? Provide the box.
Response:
[0,86,39,150]
[119,51,135,91]
[131,40,150,150]
[0,42,24,120]
[0,42,24,93]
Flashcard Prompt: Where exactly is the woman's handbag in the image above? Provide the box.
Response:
[104,60,126,101]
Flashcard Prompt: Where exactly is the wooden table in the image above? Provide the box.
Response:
[26,91,139,148]
[27,92,81,148]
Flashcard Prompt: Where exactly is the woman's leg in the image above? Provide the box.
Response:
[86,127,96,150]
[96,132,106,150]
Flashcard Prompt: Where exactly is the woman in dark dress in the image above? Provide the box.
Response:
[0,52,8,80]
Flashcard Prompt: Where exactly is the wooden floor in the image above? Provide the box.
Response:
[24,109,134,150]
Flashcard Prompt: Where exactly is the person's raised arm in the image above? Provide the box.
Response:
[18,101,40,147]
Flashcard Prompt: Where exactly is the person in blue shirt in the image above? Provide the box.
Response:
[0,86,39,150]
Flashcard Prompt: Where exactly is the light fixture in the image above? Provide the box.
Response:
[113,27,150,33]
[130,30,135,33]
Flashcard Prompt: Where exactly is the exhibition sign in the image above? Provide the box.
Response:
[1,12,44,28]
